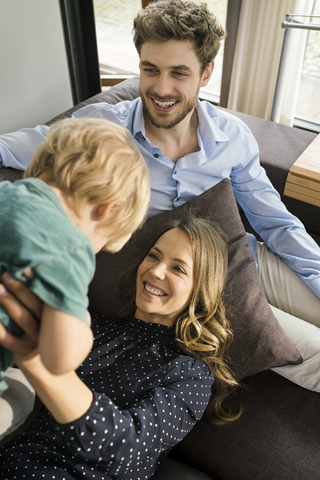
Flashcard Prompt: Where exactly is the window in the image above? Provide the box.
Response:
[294,0,320,132]
[93,0,140,78]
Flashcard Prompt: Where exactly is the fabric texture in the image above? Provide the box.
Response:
[171,369,320,480]
[0,315,213,480]
[256,240,320,327]
[271,305,320,392]
[89,179,301,380]
[0,368,35,442]
[0,178,95,393]
[255,242,320,392]
[150,457,214,480]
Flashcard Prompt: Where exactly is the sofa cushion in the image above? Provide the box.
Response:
[46,76,140,125]
[150,457,213,480]
[89,178,301,380]
[171,369,320,480]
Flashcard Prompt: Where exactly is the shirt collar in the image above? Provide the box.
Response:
[195,100,230,144]
[132,98,146,139]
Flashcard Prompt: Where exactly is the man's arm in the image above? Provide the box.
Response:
[0,125,49,170]
[0,101,132,170]
[229,124,320,298]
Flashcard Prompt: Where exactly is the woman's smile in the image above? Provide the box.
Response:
[135,227,194,327]
[143,281,167,297]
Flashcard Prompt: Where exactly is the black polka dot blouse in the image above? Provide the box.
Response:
[0,315,213,479]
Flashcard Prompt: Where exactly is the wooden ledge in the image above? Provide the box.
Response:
[284,133,320,207]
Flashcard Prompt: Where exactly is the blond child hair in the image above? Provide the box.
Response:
[24,117,150,252]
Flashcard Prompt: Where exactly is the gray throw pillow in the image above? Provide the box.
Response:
[88,178,302,380]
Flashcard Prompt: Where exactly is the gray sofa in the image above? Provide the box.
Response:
[1,76,320,480]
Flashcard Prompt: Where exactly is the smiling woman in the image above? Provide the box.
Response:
[119,216,239,424]
[0,216,239,480]
[135,227,195,327]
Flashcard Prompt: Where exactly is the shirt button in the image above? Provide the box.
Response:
[173,170,177,174]
[154,153,159,158]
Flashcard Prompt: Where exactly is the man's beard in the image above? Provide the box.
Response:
[140,88,199,130]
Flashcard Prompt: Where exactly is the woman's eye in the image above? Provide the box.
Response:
[148,252,158,260]
[174,266,186,275]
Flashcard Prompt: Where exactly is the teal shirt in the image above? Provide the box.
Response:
[0,178,95,393]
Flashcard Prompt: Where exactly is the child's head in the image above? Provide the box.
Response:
[24,118,150,252]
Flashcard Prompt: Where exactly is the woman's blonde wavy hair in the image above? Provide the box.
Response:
[24,118,150,253]
[119,216,241,424]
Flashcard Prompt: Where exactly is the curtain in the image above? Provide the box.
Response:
[227,0,314,125]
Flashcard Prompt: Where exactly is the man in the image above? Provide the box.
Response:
[1,0,320,321]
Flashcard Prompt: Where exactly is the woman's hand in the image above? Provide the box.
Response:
[0,270,94,424]
[0,270,42,364]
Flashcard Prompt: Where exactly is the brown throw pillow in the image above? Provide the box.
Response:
[88,178,302,379]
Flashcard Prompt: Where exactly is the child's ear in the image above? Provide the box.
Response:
[96,200,126,221]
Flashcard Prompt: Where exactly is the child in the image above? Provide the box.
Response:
[0,117,150,393]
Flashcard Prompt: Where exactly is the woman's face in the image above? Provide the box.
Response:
[135,228,194,327]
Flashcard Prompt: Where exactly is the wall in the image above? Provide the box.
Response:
[0,0,73,134]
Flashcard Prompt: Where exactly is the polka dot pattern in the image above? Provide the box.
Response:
[0,315,213,479]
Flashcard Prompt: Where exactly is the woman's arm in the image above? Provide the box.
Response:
[0,272,93,424]
[16,352,94,424]
[51,357,213,478]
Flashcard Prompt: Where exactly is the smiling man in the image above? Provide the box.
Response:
[138,38,212,163]
[1,0,320,324]
[139,40,209,129]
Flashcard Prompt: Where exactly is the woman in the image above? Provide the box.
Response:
[0,217,238,480]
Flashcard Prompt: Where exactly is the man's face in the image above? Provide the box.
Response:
[139,39,213,130]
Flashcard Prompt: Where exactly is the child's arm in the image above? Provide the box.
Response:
[39,304,94,375]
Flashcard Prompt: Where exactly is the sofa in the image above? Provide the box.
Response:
[1,76,320,480]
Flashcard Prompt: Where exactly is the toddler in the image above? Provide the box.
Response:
[0,117,150,393]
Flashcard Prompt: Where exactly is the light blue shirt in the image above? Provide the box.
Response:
[1,98,320,297]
